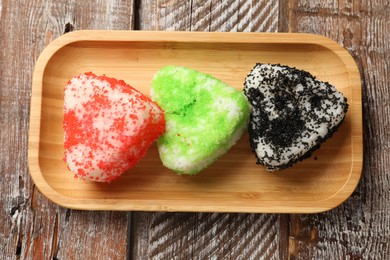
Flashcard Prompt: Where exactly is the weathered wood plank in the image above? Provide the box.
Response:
[137,0,191,30]
[137,0,280,32]
[289,0,390,259]
[56,210,128,259]
[131,212,283,259]
[191,0,279,32]
[131,0,286,259]
[0,0,133,259]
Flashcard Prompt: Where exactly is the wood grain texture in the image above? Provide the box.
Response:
[131,0,284,259]
[289,0,390,258]
[131,212,283,259]
[0,0,133,259]
[56,210,128,259]
[191,0,279,32]
[137,0,280,32]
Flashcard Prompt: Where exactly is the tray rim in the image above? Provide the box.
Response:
[28,30,363,213]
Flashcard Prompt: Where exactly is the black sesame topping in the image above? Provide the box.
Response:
[244,63,348,171]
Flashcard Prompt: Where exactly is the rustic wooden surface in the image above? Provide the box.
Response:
[0,0,388,260]
[288,0,390,259]
[0,1,133,259]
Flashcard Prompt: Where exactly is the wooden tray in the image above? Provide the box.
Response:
[29,31,362,213]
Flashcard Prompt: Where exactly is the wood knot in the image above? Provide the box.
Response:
[64,22,74,34]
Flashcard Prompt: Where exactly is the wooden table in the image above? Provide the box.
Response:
[1,0,388,259]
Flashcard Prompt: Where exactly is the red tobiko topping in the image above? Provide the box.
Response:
[63,72,165,183]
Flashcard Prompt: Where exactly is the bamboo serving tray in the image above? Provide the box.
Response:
[29,31,362,213]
